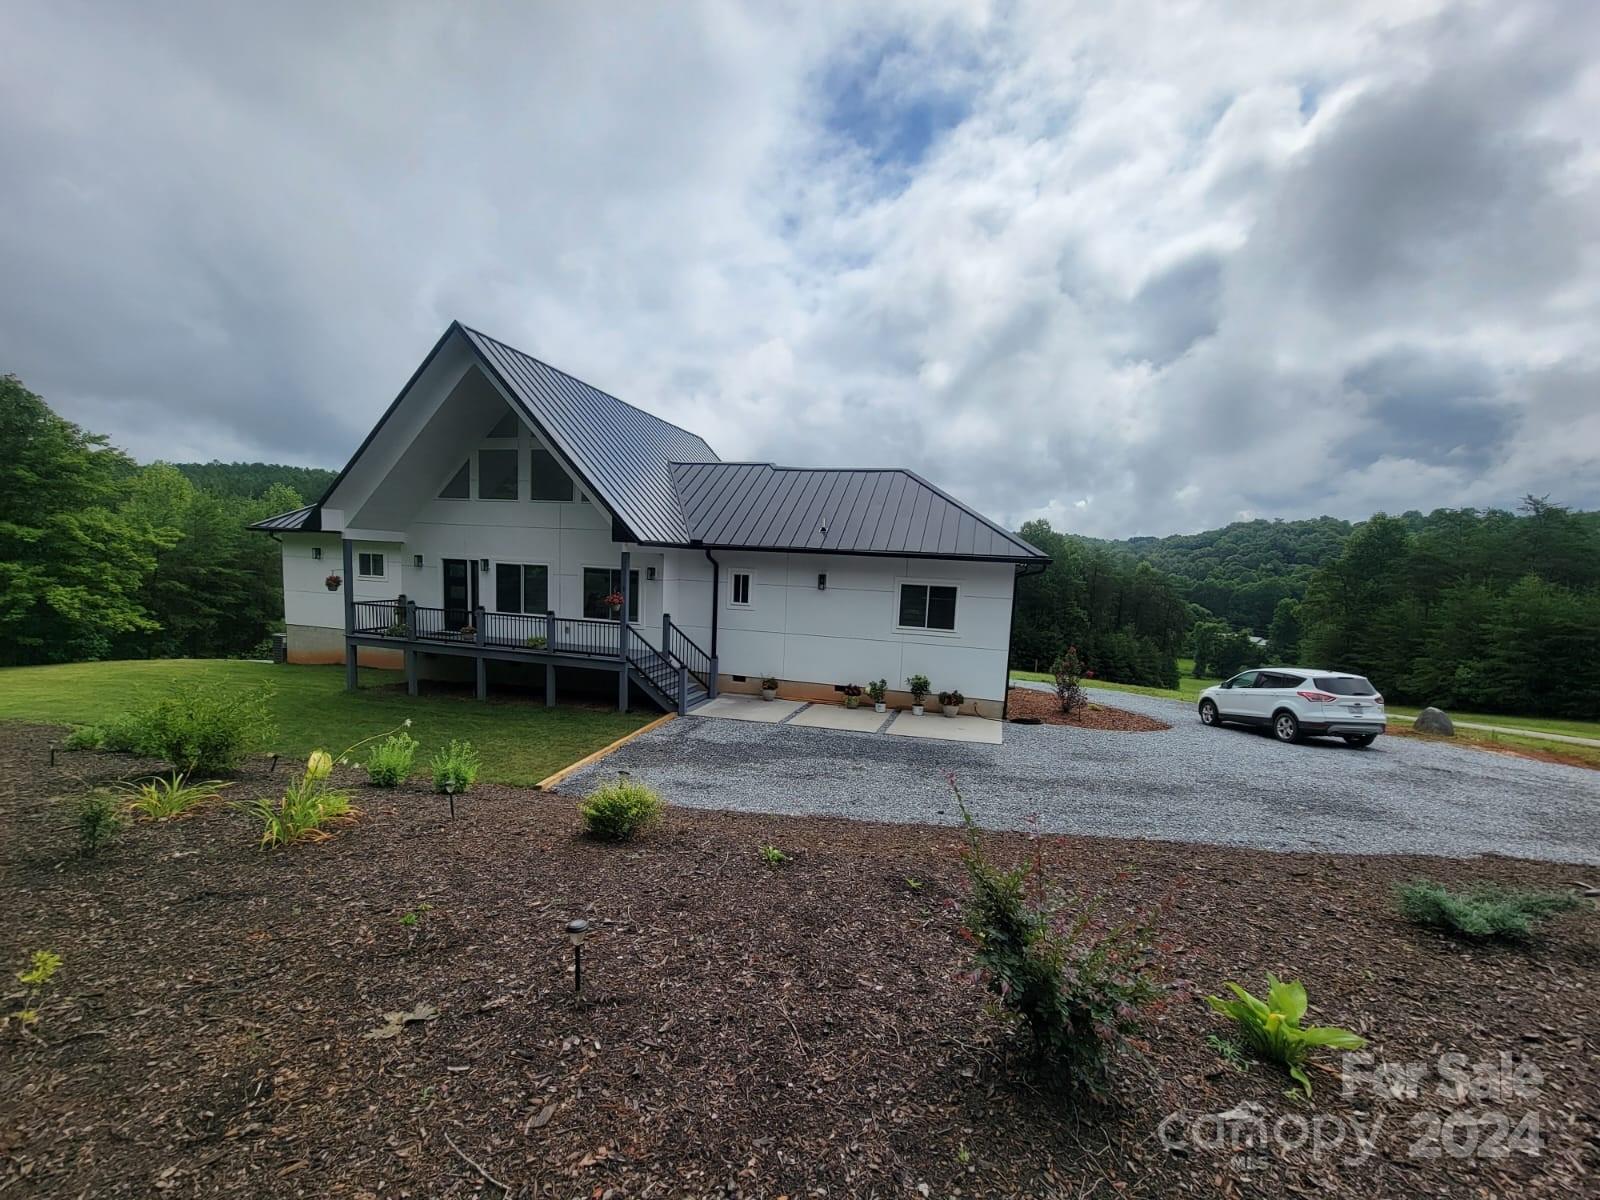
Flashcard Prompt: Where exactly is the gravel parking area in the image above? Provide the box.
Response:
[565,688,1600,864]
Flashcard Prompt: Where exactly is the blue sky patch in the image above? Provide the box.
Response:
[820,35,973,171]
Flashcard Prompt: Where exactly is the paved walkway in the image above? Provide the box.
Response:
[565,689,1600,865]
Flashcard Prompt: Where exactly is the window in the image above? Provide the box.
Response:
[1226,671,1259,689]
[897,582,957,631]
[1314,676,1378,696]
[495,562,549,614]
[582,567,640,622]
[477,449,518,500]
[729,570,753,607]
[1255,672,1301,689]
[486,410,519,438]
[528,446,574,501]
[357,551,386,579]
[438,460,470,499]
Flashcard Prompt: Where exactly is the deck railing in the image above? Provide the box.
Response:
[352,599,404,636]
[664,617,714,690]
[483,610,548,650]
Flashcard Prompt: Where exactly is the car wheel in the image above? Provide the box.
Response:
[1198,699,1220,727]
[1273,711,1302,743]
[1343,734,1376,748]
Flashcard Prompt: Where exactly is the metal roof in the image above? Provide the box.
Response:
[462,325,718,543]
[247,503,320,532]
[670,463,1047,562]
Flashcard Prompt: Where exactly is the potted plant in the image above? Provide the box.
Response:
[459,623,476,639]
[841,683,863,709]
[906,674,930,716]
[525,634,548,650]
[384,616,407,637]
[867,678,888,713]
[603,590,625,619]
[938,689,964,718]
[324,573,343,592]
[760,676,779,701]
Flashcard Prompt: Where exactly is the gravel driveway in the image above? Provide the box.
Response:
[563,688,1600,865]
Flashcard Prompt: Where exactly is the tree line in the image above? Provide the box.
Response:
[0,375,318,665]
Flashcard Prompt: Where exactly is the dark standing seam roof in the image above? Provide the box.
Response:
[249,321,1046,564]
[670,463,1046,562]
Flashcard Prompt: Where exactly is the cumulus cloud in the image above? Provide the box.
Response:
[1,0,1596,536]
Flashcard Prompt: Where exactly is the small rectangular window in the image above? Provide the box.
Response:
[438,460,470,499]
[357,551,385,579]
[730,571,752,607]
[897,582,957,631]
[528,447,574,501]
[477,449,518,500]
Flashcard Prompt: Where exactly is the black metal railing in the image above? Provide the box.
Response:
[624,627,681,703]
[412,604,475,641]
[665,619,713,690]
[483,610,548,650]
[548,615,624,657]
[352,599,404,636]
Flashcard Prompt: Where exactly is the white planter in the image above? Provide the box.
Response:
[874,702,886,713]
[761,689,777,701]
[912,704,924,716]
[942,704,959,718]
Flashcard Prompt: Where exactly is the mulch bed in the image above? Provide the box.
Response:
[2,723,1596,1198]
[1007,686,1170,731]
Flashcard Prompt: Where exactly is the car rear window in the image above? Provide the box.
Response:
[1315,676,1377,696]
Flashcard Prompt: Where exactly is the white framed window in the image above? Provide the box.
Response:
[528,446,575,502]
[729,569,753,608]
[437,459,470,499]
[476,448,518,500]
[582,566,641,622]
[357,551,387,580]
[494,561,550,614]
[896,580,959,633]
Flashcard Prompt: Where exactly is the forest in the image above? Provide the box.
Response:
[5,372,1598,716]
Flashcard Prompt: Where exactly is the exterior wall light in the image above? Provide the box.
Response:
[312,546,322,561]
[646,566,657,580]
[479,558,490,573]
[565,919,590,993]
[817,573,827,591]
[413,554,424,569]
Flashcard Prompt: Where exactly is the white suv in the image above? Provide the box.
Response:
[1198,668,1385,746]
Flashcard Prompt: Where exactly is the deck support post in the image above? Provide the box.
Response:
[616,550,631,713]
[545,662,555,707]
[677,663,688,715]
[662,611,672,653]
[405,650,418,697]
[475,657,487,702]
[342,538,357,691]
[708,655,719,698]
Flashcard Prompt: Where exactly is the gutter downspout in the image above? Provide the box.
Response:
[1002,560,1049,720]
[703,547,721,697]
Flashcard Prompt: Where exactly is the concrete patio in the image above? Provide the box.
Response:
[689,694,1004,744]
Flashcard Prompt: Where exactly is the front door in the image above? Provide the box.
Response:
[442,559,478,627]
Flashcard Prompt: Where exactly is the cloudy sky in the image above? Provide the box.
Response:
[3,1,1598,538]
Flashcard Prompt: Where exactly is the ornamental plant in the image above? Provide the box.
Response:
[431,739,481,794]
[364,732,419,787]
[238,751,356,848]
[867,679,888,703]
[906,674,931,703]
[939,690,965,707]
[1396,880,1580,942]
[128,684,276,775]
[1206,974,1366,1096]
[119,773,228,820]
[579,778,665,841]
[1052,647,1089,714]
[76,791,125,857]
[10,950,63,1030]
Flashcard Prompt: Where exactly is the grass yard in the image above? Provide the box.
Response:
[1011,657,1218,703]
[0,660,655,786]
[1,726,1594,1198]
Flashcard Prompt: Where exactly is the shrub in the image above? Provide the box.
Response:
[579,778,665,841]
[759,844,788,866]
[64,725,103,751]
[430,739,481,794]
[867,678,888,703]
[239,755,355,848]
[761,675,779,690]
[99,712,153,754]
[953,778,1161,1097]
[10,949,63,1028]
[1396,880,1580,941]
[939,690,965,708]
[120,773,227,820]
[365,733,419,787]
[1206,975,1366,1097]
[1052,646,1089,714]
[131,685,276,775]
[76,792,125,857]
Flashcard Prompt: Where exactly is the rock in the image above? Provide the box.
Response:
[1413,707,1455,736]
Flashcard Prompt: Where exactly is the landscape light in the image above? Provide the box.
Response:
[565,919,590,994]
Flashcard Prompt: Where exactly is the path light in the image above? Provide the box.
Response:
[565,919,590,994]
[444,780,456,821]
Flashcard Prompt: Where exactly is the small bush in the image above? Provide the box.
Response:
[1396,880,1580,941]
[365,733,419,787]
[1207,975,1366,1097]
[99,712,153,754]
[120,773,227,820]
[759,844,788,866]
[10,949,63,1029]
[906,674,931,702]
[64,725,104,751]
[953,778,1160,1097]
[430,739,481,794]
[1052,646,1089,714]
[130,685,276,775]
[76,792,125,857]
[579,779,665,841]
[239,757,355,848]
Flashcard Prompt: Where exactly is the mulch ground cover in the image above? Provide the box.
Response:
[1006,687,1170,732]
[2,722,1596,1198]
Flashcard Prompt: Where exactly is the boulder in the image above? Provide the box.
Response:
[1413,707,1455,736]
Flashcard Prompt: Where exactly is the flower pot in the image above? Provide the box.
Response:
[942,704,959,718]
[761,688,777,701]
[874,702,886,713]
[912,704,924,716]
[844,697,859,709]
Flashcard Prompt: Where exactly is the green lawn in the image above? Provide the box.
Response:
[0,660,655,786]
[1010,657,1218,704]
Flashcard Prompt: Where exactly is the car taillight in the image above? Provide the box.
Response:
[1297,690,1338,703]
[1373,694,1384,705]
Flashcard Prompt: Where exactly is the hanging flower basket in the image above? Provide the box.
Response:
[325,574,343,592]
[603,590,625,615]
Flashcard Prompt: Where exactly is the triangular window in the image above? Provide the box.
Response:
[486,411,519,438]
[438,460,470,499]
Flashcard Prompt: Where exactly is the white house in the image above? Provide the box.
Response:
[252,323,1048,718]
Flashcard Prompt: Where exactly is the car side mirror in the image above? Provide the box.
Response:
[1220,680,1232,689]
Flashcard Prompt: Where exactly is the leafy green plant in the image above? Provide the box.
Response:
[1206,1033,1252,1073]
[10,950,63,1029]
[128,684,276,775]
[98,712,153,754]
[579,778,665,841]
[759,844,788,866]
[1396,879,1582,942]
[939,690,965,708]
[76,791,125,857]
[364,732,419,787]
[760,675,779,690]
[524,634,548,649]
[398,903,433,927]
[64,725,103,751]
[867,678,888,703]
[953,777,1161,1096]
[119,773,228,820]
[906,674,931,703]
[1206,974,1366,1096]
[430,739,481,794]
[237,751,355,848]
